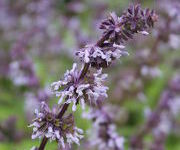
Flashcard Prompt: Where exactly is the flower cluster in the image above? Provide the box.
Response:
[141,65,162,78]
[51,63,108,111]
[76,43,127,68]
[100,5,157,43]
[25,88,51,119]
[9,59,39,87]
[110,1,180,104]
[29,102,83,148]
[84,107,124,150]
[76,4,157,68]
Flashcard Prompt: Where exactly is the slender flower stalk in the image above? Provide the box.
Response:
[130,73,180,150]
[29,4,157,150]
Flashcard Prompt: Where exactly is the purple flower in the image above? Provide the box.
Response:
[76,5,157,68]
[84,107,124,150]
[29,102,83,148]
[51,64,108,111]
[141,65,162,78]
[27,4,157,149]
[9,58,39,87]
[100,4,157,43]
[76,43,127,68]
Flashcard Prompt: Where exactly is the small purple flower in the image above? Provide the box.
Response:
[100,5,157,43]
[29,102,83,148]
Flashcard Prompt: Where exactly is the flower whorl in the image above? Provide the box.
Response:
[100,4,157,42]
[29,102,83,148]
[76,43,128,68]
[51,63,108,111]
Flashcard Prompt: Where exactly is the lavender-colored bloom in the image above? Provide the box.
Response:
[84,107,124,150]
[29,102,83,148]
[100,5,157,43]
[169,34,180,49]
[9,58,39,87]
[152,112,172,136]
[9,61,30,86]
[169,73,180,91]
[169,96,180,115]
[76,43,127,68]
[25,92,40,120]
[25,87,51,121]
[28,4,157,149]
[141,65,162,78]
[51,63,108,111]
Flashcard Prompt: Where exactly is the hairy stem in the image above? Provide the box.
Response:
[39,137,48,150]
[57,103,69,118]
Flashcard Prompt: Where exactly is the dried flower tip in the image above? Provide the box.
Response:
[100,4,157,43]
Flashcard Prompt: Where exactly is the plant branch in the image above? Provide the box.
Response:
[37,29,111,150]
